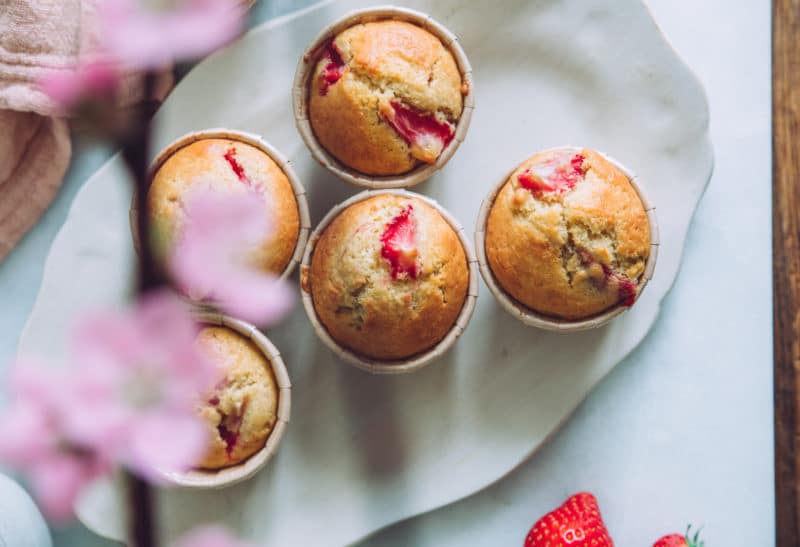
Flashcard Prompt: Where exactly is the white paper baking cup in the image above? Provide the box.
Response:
[292,5,475,189]
[129,128,311,283]
[158,311,291,489]
[300,189,479,373]
[475,147,659,332]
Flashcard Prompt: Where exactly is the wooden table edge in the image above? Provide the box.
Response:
[773,0,799,545]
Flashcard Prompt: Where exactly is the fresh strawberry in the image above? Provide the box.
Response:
[654,535,688,547]
[524,492,613,546]
[380,205,418,280]
[653,526,704,547]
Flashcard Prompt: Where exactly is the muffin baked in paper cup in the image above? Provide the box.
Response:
[129,128,311,283]
[159,312,291,489]
[300,189,479,374]
[475,146,660,332]
[292,6,475,189]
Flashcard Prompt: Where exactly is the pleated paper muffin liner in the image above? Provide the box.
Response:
[475,146,659,332]
[292,5,475,189]
[300,189,479,374]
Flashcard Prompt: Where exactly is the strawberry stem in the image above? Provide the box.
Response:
[685,524,705,547]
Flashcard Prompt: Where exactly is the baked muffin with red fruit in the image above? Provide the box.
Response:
[305,194,469,360]
[147,137,300,276]
[308,20,465,176]
[485,148,651,320]
[195,325,279,469]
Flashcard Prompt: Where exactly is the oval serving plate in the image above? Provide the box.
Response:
[18,0,712,544]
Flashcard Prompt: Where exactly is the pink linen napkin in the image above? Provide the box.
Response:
[0,0,172,261]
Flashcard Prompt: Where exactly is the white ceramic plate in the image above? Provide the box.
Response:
[18,0,712,544]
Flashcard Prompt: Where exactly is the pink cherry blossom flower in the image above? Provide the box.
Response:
[170,189,295,325]
[173,525,254,547]
[64,290,219,481]
[0,362,110,522]
[39,0,244,109]
[38,61,119,111]
[99,0,245,70]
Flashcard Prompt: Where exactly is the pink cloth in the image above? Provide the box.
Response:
[0,0,171,261]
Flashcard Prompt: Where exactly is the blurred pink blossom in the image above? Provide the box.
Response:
[64,290,219,481]
[38,61,119,111]
[170,189,295,325]
[173,525,254,547]
[99,0,245,70]
[39,0,244,108]
[0,363,110,522]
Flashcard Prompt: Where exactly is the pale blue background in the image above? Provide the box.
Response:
[0,0,772,545]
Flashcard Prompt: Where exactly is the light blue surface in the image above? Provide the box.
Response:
[0,0,771,545]
[0,474,52,547]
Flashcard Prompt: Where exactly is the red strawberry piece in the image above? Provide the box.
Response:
[518,153,586,196]
[223,147,249,184]
[616,278,638,307]
[216,401,246,458]
[575,248,639,307]
[654,535,687,547]
[380,100,455,163]
[380,205,418,280]
[524,492,613,547]
[319,40,345,95]
[653,526,705,547]
[223,147,269,196]
[518,169,558,192]
[571,153,585,176]
[217,419,240,457]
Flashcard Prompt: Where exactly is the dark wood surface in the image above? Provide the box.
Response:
[774,0,800,545]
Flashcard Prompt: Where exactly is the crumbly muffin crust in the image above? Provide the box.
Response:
[147,138,300,275]
[307,194,469,360]
[485,148,650,320]
[308,20,464,176]
[195,326,279,469]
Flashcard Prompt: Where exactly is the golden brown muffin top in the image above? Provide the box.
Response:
[147,138,300,276]
[308,20,464,175]
[195,326,278,469]
[306,194,469,360]
[485,148,651,320]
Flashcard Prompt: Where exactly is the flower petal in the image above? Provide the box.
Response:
[125,412,209,482]
[170,189,295,326]
[28,455,96,523]
[99,0,244,70]
[38,62,119,110]
[213,272,295,326]
[173,525,253,547]
[0,402,54,466]
[65,291,214,469]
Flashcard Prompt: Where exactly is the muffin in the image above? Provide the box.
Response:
[305,194,469,360]
[307,19,465,176]
[147,137,300,276]
[194,325,279,469]
[484,148,651,320]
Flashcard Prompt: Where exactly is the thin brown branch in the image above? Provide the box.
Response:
[122,72,161,294]
[124,471,158,547]
[119,70,162,547]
